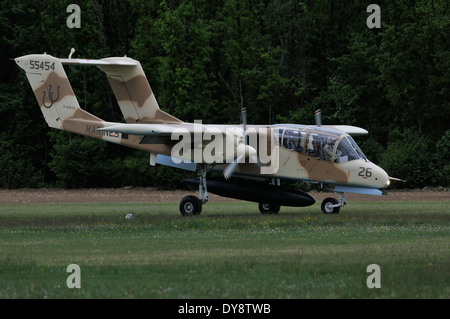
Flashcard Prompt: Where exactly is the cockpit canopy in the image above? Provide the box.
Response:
[275,127,368,163]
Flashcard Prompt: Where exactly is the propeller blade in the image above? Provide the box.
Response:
[314,109,322,126]
[241,107,247,145]
[223,154,244,180]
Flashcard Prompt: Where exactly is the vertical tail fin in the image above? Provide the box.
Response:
[14,54,97,129]
[15,53,182,146]
[15,54,181,127]
[96,57,182,124]
[14,54,128,145]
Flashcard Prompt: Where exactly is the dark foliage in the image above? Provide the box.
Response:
[1,0,448,189]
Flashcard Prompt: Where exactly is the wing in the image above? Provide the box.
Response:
[326,125,368,136]
[99,123,267,175]
[100,122,181,136]
[99,123,239,138]
[99,122,243,162]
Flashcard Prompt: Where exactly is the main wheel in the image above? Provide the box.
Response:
[258,203,281,214]
[179,195,202,216]
[321,197,340,214]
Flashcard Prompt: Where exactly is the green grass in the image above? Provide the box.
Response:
[0,200,449,298]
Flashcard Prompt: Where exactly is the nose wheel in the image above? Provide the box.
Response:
[321,197,340,214]
[321,192,347,214]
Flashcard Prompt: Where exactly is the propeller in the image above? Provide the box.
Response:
[223,154,244,180]
[314,109,322,126]
[223,107,257,180]
[241,107,247,144]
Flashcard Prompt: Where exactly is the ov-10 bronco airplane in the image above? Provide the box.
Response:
[15,51,403,216]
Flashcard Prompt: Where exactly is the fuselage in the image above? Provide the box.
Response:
[212,124,390,190]
[56,118,390,191]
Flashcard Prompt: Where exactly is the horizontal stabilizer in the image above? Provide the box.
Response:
[59,58,137,66]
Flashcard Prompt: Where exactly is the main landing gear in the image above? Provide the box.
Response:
[179,172,348,216]
[179,165,209,216]
[258,203,280,214]
[321,192,347,214]
[179,167,283,216]
[179,195,202,216]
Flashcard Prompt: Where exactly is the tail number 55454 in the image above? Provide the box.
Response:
[30,60,55,71]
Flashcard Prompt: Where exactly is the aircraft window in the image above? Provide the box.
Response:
[334,137,359,163]
[282,129,304,153]
[347,136,368,161]
[274,128,283,146]
[322,136,337,161]
[306,133,336,161]
[306,133,320,157]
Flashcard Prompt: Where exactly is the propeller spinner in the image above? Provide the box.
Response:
[223,107,257,180]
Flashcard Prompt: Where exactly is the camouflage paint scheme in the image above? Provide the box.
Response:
[15,53,390,194]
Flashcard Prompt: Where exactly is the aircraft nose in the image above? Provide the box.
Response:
[375,165,390,189]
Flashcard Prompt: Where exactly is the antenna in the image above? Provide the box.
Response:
[314,109,322,126]
[68,48,75,59]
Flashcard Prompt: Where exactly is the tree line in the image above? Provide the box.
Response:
[0,0,448,189]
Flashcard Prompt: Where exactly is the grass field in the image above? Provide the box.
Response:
[0,200,448,299]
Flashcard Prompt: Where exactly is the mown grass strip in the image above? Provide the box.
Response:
[0,200,448,298]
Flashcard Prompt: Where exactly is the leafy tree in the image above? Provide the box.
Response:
[379,129,434,188]
[432,130,450,186]
[1,0,448,189]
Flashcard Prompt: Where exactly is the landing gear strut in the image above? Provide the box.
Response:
[257,178,281,214]
[321,192,347,214]
[179,165,209,216]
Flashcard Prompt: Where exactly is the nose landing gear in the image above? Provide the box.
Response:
[321,192,347,214]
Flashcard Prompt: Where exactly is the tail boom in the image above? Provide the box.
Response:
[15,53,179,154]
